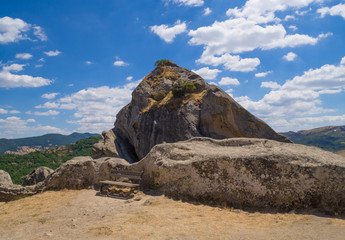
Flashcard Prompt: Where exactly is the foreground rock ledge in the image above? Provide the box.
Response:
[138,137,345,214]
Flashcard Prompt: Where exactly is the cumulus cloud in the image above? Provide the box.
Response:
[113,60,129,67]
[85,61,92,65]
[0,17,47,44]
[0,17,30,44]
[218,77,240,86]
[192,67,221,80]
[0,116,67,138]
[283,52,297,61]
[44,50,61,57]
[197,53,260,72]
[35,80,141,133]
[41,92,60,99]
[236,57,345,131]
[168,0,204,7]
[126,76,133,81]
[0,108,8,114]
[15,53,33,60]
[318,3,345,19]
[34,110,60,116]
[261,81,281,89]
[203,8,212,16]
[255,71,272,77]
[0,63,51,88]
[151,20,187,43]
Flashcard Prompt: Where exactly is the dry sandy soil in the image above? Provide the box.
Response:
[1,189,345,240]
[336,150,345,157]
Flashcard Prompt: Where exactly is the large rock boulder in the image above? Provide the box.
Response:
[44,156,130,190]
[22,167,54,186]
[138,137,345,214]
[92,129,119,158]
[114,61,290,161]
[0,170,12,185]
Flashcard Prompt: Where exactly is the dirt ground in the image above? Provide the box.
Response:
[1,189,345,240]
[336,150,345,157]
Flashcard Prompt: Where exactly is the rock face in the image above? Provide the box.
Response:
[0,170,12,185]
[23,167,54,186]
[92,129,119,158]
[44,156,130,190]
[138,137,345,214]
[114,61,290,161]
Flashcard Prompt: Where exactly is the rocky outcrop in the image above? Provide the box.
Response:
[114,61,290,161]
[138,137,345,214]
[92,129,119,158]
[44,156,130,190]
[23,167,54,186]
[0,170,12,185]
[0,183,44,202]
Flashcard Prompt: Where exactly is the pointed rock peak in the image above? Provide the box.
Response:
[114,60,291,161]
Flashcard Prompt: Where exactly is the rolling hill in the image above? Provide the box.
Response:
[0,132,99,155]
[281,125,345,153]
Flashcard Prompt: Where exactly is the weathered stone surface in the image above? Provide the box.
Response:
[0,170,12,185]
[114,61,290,161]
[92,129,119,158]
[44,156,130,190]
[138,137,345,214]
[0,183,44,202]
[23,167,54,186]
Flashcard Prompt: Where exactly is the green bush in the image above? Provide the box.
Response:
[153,90,167,101]
[172,81,196,98]
[154,59,169,67]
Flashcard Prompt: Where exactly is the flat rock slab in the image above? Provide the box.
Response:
[139,137,345,214]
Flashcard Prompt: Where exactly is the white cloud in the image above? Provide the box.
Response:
[0,16,30,44]
[197,53,260,72]
[33,26,47,41]
[35,64,43,68]
[9,110,20,114]
[44,50,61,57]
[34,110,60,116]
[15,53,33,60]
[218,77,240,86]
[169,0,204,7]
[284,15,296,21]
[203,8,212,16]
[38,58,45,62]
[0,116,67,138]
[255,71,272,77]
[36,80,141,133]
[41,92,60,99]
[0,108,8,114]
[0,64,51,88]
[225,0,318,24]
[283,52,297,61]
[261,81,281,89]
[85,61,92,65]
[151,20,187,43]
[0,17,46,44]
[236,57,345,131]
[318,4,345,19]
[192,67,221,80]
[126,76,133,81]
[288,25,298,31]
[113,60,129,67]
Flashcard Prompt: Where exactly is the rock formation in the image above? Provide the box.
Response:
[23,167,54,186]
[44,156,130,190]
[0,170,12,185]
[137,137,345,214]
[92,129,119,158]
[113,60,290,161]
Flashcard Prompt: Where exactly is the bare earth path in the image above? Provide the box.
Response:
[1,189,345,240]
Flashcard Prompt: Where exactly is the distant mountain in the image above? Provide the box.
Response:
[0,132,99,155]
[280,126,345,153]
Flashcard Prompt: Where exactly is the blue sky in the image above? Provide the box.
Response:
[1,0,345,138]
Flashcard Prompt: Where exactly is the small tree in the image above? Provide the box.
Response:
[172,81,196,98]
[154,59,169,67]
